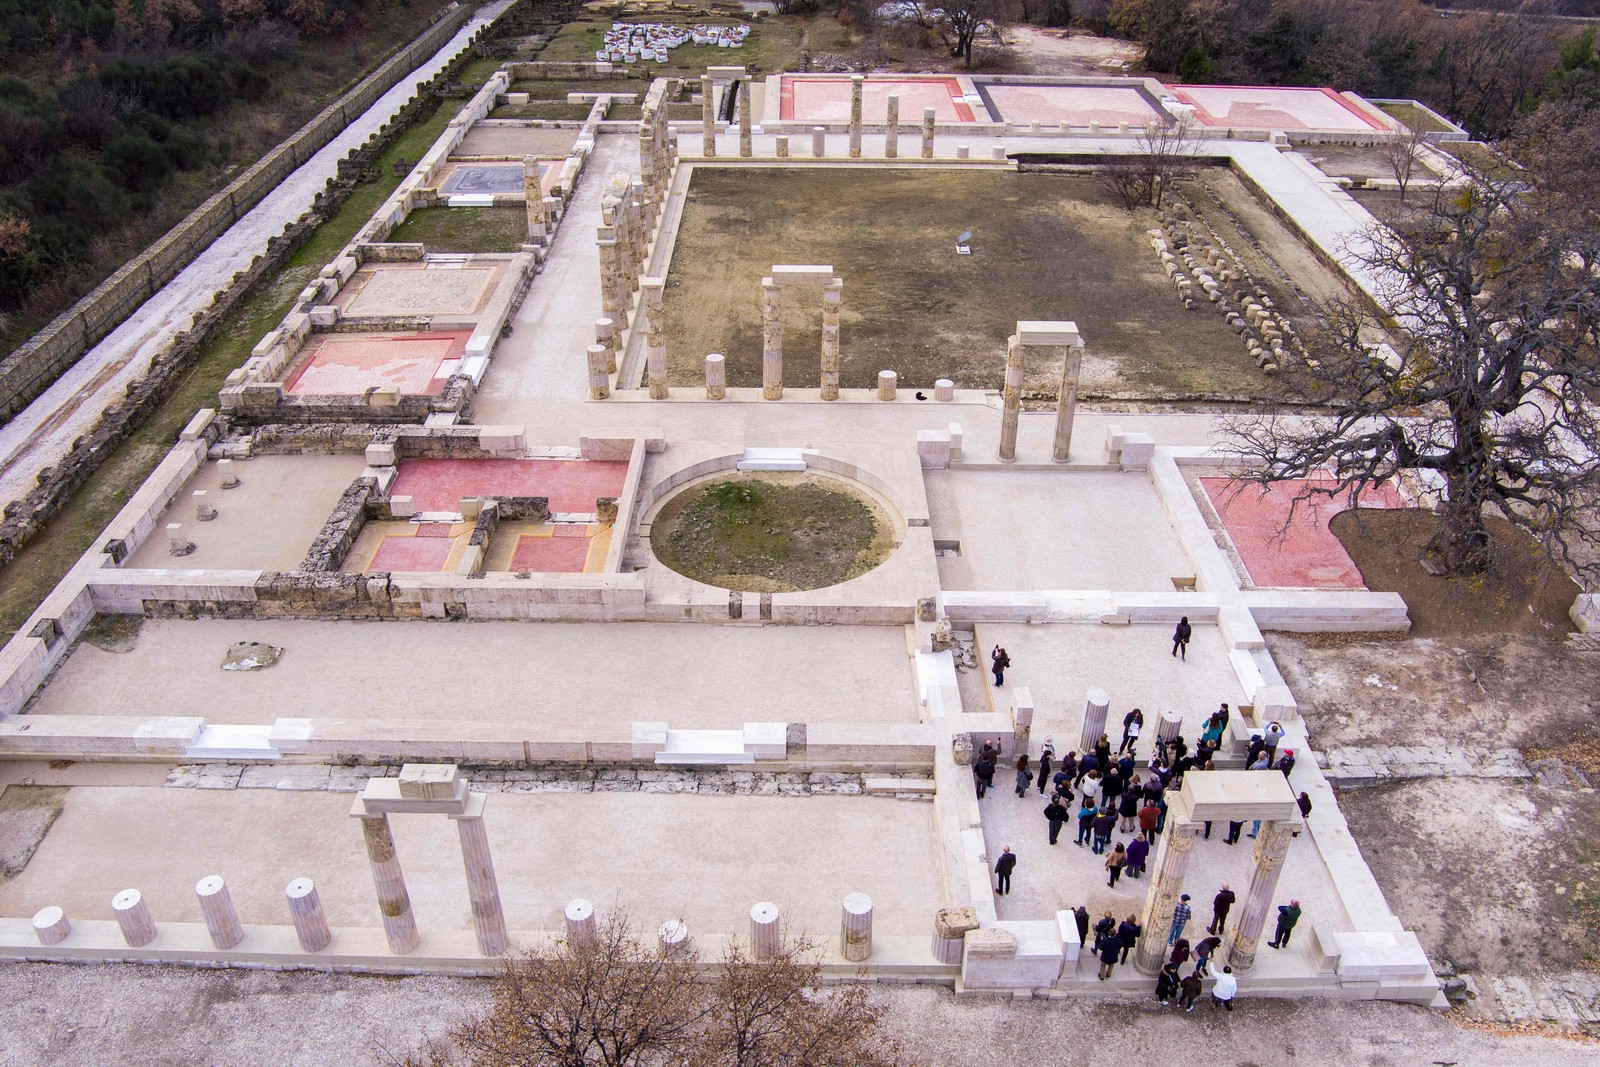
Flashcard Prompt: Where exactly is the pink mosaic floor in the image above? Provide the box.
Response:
[981,83,1165,126]
[508,531,592,572]
[282,332,469,396]
[1168,86,1387,132]
[390,458,630,514]
[1200,475,1403,589]
[367,534,455,572]
[779,76,976,123]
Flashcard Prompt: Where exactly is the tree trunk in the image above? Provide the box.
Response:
[1428,468,1493,575]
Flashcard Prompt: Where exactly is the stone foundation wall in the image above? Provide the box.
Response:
[299,477,379,572]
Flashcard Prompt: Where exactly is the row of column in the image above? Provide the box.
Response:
[561,895,876,963]
[997,335,1085,462]
[761,279,845,401]
[698,74,941,161]
[35,876,334,954]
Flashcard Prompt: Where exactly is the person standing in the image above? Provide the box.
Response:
[1263,720,1285,764]
[1209,884,1236,935]
[1172,615,1192,659]
[1073,905,1090,947]
[1116,913,1141,964]
[1298,791,1313,819]
[1036,740,1055,794]
[1138,798,1161,838]
[1092,910,1116,954]
[1168,894,1192,945]
[1081,770,1103,808]
[1014,754,1031,798]
[1118,787,1140,834]
[1169,938,1190,971]
[1209,963,1237,1012]
[1058,750,1079,789]
[994,846,1016,895]
[1119,708,1144,755]
[973,758,994,799]
[1075,796,1096,846]
[991,645,1010,686]
[1105,843,1127,887]
[1193,934,1222,976]
[1044,795,1069,845]
[1125,832,1150,879]
[1156,961,1181,1005]
[1092,806,1117,854]
[1097,927,1123,981]
[1276,749,1297,779]
[1178,968,1203,1012]
[1224,818,1245,845]
[1269,900,1302,948]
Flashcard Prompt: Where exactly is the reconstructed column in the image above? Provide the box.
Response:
[218,458,239,488]
[705,353,726,400]
[750,901,781,959]
[643,277,668,399]
[32,906,70,946]
[701,74,717,157]
[1227,820,1295,974]
[1052,341,1084,462]
[932,906,979,964]
[1079,687,1111,751]
[595,317,618,374]
[762,279,784,400]
[111,889,156,948]
[658,919,692,957]
[812,126,826,158]
[1133,822,1202,975]
[841,892,873,962]
[921,107,936,158]
[195,875,244,950]
[285,877,331,953]
[1157,712,1183,748]
[738,82,753,157]
[775,134,789,158]
[877,369,897,400]
[1012,687,1034,745]
[586,344,612,400]
[934,378,955,402]
[523,155,547,240]
[848,74,864,159]
[456,814,510,957]
[885,95,900,159]
[565,898,597,947]
[997,333,1024,460]
[359,813,419,954]
[597,234,623,329]
[820,280,843,400]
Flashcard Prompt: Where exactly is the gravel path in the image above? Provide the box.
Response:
[0,964,1593,1066]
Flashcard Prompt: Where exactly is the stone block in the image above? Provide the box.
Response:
[917,429,951,470]
[365,442,397,467]
[770,265,836,286]
[478,426,525,454]
[1015,321,1082,347]
[397,763,459,800]
[388,495,415,518]
[1117,432,1155,470]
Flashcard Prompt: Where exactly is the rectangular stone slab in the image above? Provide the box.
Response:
[1015,320,1082,346]
[1169,768,1300,824]
[770,265,836,286]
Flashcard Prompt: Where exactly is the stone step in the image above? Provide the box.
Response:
[865,776,934,795]
[655,729,755,765]
[736,447,806,472]
[184,725,281,760]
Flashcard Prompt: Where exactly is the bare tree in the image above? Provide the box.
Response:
[1222,161,1600,580]
[398,915,900,1067]
[1098,115,1199,210]
[1384,123,1429,204]
[922,0,1004,68]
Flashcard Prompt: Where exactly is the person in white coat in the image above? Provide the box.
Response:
[1208,962,1237,1012]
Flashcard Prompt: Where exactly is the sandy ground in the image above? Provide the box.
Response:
[925,469,1192,591]
[24,618,921,728]
[1003,28,1146,76]
[0,788,942,938]
[0,965,1593,1067]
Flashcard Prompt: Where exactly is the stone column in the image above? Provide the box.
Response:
[820,280,842,400]
[1133,821,1202,975]
[738,82,753,157]
[701,75,717,157]
[659,919,691,957]
[841,892,873,961]
[456,813,510,957]
[997,334,1024,460]
[523,155,547,240]
[285,877,331,952]
[775,134,789,158]
[195,875,244,950]
[358,813,419,954]
[1079,687,1110,751]
[1052,342,1084,462]
[921,107,936,159]
[812,126,826,157]
[597,236,622,329]
[934,378,955,401]
[1157,712,1183,748]
[877,370,897,400]
[848,75,864,159]
[643,277,668,400]
[932,906,979,964]
[565,898,597,946]
[762,279,784,400]
[750,901,781,959]
[1227,820,1295,974]
[705,353,726,399]
[1012,687,1034,746]
[586,344,612,400]
[885,95,899,159]
[595,318,617,375]
[112,889,156,948]
[32,906,70,946]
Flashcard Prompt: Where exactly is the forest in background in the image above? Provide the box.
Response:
[0,0,454,354]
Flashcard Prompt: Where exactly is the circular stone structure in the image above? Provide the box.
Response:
[650,471,895,592]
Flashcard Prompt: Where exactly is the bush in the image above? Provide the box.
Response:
[98,55,236,121]
[105,134,174,193]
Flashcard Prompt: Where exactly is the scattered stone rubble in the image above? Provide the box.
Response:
[1316,745,1530,785]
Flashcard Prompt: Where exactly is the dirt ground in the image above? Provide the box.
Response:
[1332,509,1580,638]
[0,964,1595,1067]
[1002,27,1146,75]
[0,785,65,879]
[386,206,528,254]
[664,167,1301,394]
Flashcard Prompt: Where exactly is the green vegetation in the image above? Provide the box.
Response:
[1376,102,1453,135]
[387,205,530,253]
[0,98,459,643]
[652,476,893,593]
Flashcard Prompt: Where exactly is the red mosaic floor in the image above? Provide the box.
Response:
[390,458,629,514]
[508,532,592,572]
[367,534,455,572]
[779,76,976,123]
[1200,475,1403,589]
[282,331,469,396]
[1167,86,1387,132]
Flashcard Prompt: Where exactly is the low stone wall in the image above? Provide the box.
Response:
[225,372,475,426]
[299,477,378,572]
